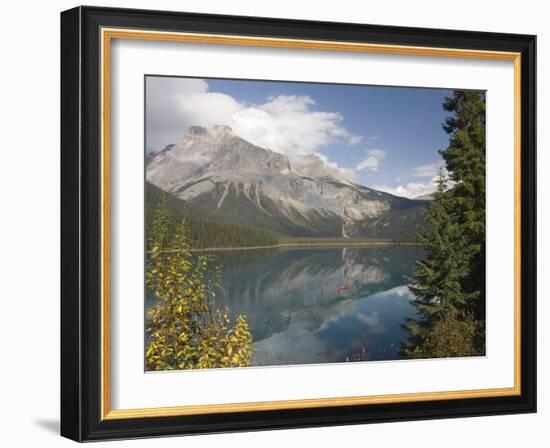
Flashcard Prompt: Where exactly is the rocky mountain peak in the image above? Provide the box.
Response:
[186,125,208,136]
[293,153,344,180]
[184,124,234,140]
[146,126,426,239]
[211,124,233,134]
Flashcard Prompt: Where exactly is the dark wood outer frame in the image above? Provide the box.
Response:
[60,5,537,442]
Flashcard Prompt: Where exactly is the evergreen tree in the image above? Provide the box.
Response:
[441,90,486,319]
[407,172,475,318]
[403,90,486,358]
[403,172,479,358]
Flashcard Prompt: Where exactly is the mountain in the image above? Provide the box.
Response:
[146,181,278,249]
[146,143,174,165]
[146,125,428,240]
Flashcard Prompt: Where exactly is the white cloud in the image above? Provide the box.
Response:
[356,149,387,172]
[348,135,364,145]
[146,77,211,152]
[375,176,439,199]
[230,95,350,158]
[313,152,357,181]
[374,161,451,198]
[356,157,378,171]
[146,78,364,161]
[175,92,242,127]
[375,285,413,299]
[413,161,445,178]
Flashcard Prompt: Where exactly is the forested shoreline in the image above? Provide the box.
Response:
[146,182,278,249]
[146,181,424,250]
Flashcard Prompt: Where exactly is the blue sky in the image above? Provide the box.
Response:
[146,76,455,198]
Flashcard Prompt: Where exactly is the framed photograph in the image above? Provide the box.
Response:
[61,6,536,441]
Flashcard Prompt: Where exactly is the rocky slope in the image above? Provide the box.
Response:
[146,125,427,239]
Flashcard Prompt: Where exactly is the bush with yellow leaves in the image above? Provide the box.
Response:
[145,196,254,371]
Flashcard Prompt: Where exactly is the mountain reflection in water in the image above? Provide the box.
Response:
[209,246,422,366]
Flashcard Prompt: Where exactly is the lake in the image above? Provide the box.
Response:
[206,245,422,366]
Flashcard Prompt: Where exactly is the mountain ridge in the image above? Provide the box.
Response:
[146,125,428,240]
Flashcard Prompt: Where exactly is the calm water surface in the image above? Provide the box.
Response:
[206,246,422,366]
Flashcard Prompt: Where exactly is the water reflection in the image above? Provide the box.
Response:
[209,246,421,365]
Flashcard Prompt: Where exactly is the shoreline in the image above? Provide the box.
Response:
[186,241,421,252]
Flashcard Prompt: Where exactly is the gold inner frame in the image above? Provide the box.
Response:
[100,27,522,420]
